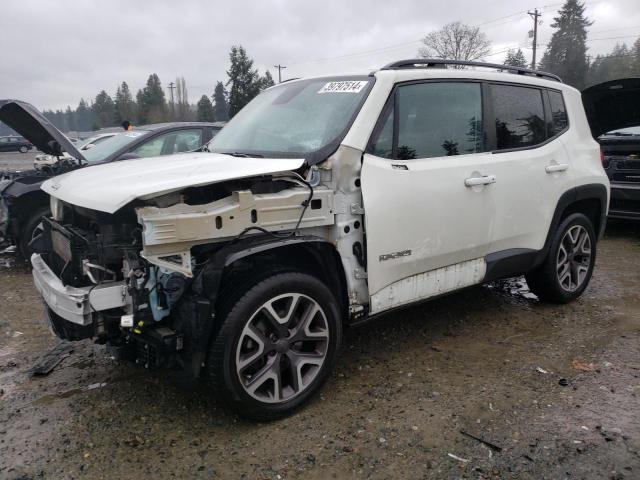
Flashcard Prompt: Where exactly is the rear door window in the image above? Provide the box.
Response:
[490,84,546,150]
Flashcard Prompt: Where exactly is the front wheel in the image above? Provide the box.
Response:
[18,207,50,258]
[207,272,342,421]
[525,213,596,303]
[19,146,28,153]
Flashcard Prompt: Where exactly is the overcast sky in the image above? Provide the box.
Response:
[1,0,638,110]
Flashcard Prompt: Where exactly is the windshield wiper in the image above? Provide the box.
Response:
[224,152,264,158]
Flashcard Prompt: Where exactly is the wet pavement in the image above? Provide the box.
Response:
[0,151,38,172]
[1,221,639,479]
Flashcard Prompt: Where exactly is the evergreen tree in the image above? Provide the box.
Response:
[65,106,76,132]
[213,81,229,122]
[114,81,137,125]
[503,48,528,68]
[137,74,167,124]
[75,99,95,131]
[93,90,116,128]
[632,37,640,75]
[196,95,215,122]
[538,0,592,89]
[259,70,276,90]
[226,45,261,118]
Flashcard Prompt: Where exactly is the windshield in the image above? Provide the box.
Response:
[82,130,150,163]
[207,76,373,163]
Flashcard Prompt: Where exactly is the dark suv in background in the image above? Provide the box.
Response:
[583,78,640,220]
[0,135,33,153]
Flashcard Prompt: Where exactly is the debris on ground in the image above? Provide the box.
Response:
[460,430,503,452]
[572,359,595,372]
[447,453,470,463]
[30,341,74,376]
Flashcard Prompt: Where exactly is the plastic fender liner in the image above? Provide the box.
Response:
[175,234,337,383]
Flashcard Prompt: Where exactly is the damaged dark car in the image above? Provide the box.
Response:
[0,99,222,255]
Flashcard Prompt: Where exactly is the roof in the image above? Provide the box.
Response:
[138,121,224,131]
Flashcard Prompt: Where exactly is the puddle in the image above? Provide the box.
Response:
[485,276,539,303]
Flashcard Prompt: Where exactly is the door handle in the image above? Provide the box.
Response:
[464,175,496,187]
[545,163,569,173]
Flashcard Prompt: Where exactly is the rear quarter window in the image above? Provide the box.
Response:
[548,90,568,135]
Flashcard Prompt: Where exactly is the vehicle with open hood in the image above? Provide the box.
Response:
[583,78,640,220]
[0,99,222,255]
[31,60,608,420]
[33,132,118,172]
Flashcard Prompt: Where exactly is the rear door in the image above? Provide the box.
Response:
[483,83,573,258]
[361,80,495,313]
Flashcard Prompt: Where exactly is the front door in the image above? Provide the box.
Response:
[361,80,495,314]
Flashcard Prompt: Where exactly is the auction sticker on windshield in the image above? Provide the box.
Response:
[318,81,368,94]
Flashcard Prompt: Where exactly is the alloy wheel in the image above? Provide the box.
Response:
[556,225,592,292]
[235,293,329,404]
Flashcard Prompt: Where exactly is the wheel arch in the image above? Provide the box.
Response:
[177,235,349,383]
[537,183,608,266]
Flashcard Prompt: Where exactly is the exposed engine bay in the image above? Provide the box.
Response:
[33,172,342,380]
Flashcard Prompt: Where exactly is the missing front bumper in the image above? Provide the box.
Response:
[31,253,128,326]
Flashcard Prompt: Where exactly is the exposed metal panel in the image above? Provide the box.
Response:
[369,258,486,314]
[137,187,335,276]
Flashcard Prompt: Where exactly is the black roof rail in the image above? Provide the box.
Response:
[380,59,562,82]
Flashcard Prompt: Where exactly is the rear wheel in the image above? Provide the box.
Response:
[525,213,596,303]
[207,272,342,421]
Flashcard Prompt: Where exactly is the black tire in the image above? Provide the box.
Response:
[19,146,28,153]
[18,207,50,258]
[525,213,596,304]
[206,272,343,421]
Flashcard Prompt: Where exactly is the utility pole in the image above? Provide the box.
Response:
[168,82,176,118]
[273,64,287,83]
[528,8,541,70]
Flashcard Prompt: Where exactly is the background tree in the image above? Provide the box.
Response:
[196,95,215,122]
[175,76,191,121]
[75,99,95,131]
[226,45,261,117]
[419,21,491,63]
[114,81,137,125]
[503,48,528,68]
[259,70,276,90]
[137,74,167,124]
[213,81,229,122]
[93,90,115,128]
[539,0,592,89]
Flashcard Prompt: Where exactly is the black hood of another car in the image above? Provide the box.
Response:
[0,99,85,160]
[582,78,640,138]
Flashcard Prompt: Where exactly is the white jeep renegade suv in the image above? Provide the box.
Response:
[31,59,609,420]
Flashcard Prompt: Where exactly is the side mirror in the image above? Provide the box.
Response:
[116,153,140,161]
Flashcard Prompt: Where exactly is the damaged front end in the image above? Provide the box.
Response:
[32,173,338,380]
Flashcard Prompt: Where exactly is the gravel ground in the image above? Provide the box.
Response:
[1,221,639,479]
[0,151,39,172]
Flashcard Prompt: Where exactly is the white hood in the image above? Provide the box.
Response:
[42,152,305,214]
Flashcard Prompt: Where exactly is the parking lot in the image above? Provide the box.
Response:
[1,200,639,478]
[0,151,39,172]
